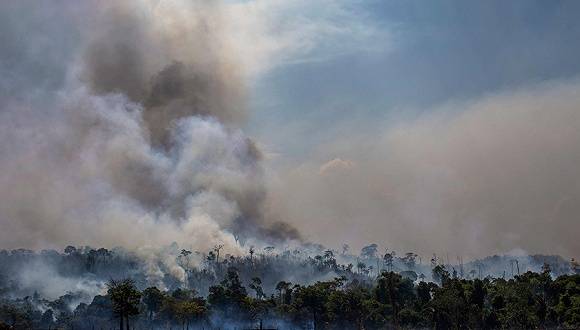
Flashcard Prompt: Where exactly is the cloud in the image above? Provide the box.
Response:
[270,79,580,259]
[222,0,390,75]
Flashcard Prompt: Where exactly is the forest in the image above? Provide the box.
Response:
[2,1,580,329]
[0,245,578,329]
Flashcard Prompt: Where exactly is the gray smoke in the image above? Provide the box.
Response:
[0,0,299,256]
[272,80,580,259]
[80,1,247,147]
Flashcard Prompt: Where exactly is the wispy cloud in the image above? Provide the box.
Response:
[222,0,391,76]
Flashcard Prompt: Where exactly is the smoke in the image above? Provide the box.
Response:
[0,0,299,257]
[272,80,580,259]
[3,0,577,280]
[80,1,247,147]
[16,259,104,302]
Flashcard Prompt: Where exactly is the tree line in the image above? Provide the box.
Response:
[1,265,579,329]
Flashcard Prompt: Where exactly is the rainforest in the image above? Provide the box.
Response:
[1,1,580,329]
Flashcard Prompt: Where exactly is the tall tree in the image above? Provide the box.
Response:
[142,287,164,320]
[107,279,141,330]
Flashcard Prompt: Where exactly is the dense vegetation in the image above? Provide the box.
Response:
[0,246,578,329]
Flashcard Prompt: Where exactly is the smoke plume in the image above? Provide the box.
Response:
[0,0,299,255]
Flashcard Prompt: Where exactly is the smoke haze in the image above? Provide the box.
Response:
[273,80,580,259]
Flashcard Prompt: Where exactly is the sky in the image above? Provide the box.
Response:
[238,0,580,258]
[245,0,580,157]
[1,0,580,260]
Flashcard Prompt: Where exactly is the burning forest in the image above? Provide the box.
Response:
[1,0,580,329]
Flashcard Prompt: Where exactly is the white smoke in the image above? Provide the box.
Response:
[0,0,299,263]
[17,258,105,302]
[0,86,249,253]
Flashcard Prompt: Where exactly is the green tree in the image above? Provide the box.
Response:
[142,287,164,320]
[175,299,207,330]
[208,268,251,321]
[293,279,343,329]
[431,279,470,328]
[326,287,368,329]
[374,271,415,326]
[432,264,450,285]
[107,279,141,330]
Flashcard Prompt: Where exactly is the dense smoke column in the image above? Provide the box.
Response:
[0,0,300,253]
[78,0,301,244]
